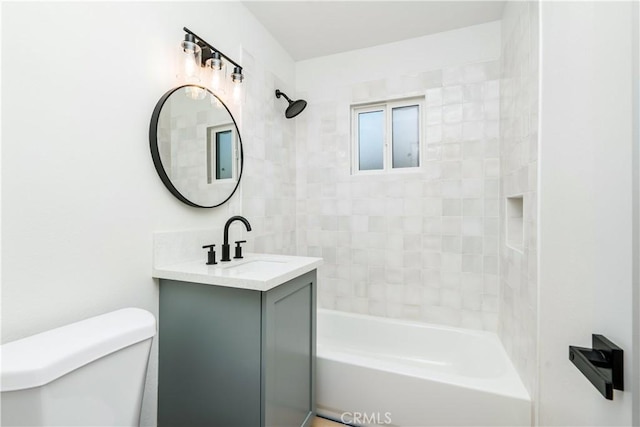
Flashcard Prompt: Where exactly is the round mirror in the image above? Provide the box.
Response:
[149,85,243,208]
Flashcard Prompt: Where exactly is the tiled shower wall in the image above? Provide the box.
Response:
[498,1,539,396]
[296,60,502,330]
[241,50,297,255]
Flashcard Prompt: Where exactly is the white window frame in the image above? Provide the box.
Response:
[351,97,424,175]
[206,123,238,184]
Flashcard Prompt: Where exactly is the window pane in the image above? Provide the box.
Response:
[216,130,233,180]
[358,110,384,171]
[392,105,420,168]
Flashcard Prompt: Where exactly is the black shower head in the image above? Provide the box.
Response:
[275,89,307,119]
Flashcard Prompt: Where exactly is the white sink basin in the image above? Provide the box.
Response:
[152,253,323,291]
[219,259,288,274]
[217,256,287,269]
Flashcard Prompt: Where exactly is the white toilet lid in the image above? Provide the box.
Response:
[0,307,156,392]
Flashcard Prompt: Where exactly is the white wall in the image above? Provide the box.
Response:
[294,22,502,329]
[296,22,501,91]
[538,2,634,424]
[633,2,640,424]
[1,2,295,425]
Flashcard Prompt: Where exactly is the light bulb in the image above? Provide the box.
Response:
[205,53,226,94]
[211,68,221,92]
[184,55,197,79]
[233,83,242,102]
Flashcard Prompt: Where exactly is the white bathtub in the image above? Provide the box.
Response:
[316,309,531,427]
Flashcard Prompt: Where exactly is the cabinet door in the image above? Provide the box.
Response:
[263,271,316,427]
[159,280,262,427]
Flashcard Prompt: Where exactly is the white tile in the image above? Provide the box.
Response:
[426,88,443,106]
[462,121,484,140]
[440,272,461,288]
[443,104,463,123]
[462,254,483,273]
[442,236,461,253]
[462,217,483,236]
[443,86,463,105]
[423,251,442,269]
[442,217,462,236]
[462,179,483,198]
[441,180,462,198]
[460,311,484,330]
[441,253,462,272]
[462,236,483,254]
[402,234,422,251]
[442,124,462,142]
[426,125,443,143]
[441,289,462,309]
[462,159,484,179]
[463,198,484,216]
[424,306,461,327]
[484,158,500,177]
[441,161,462,180]
[463,83,484,102]
[400,216,421,234]
[426,107,443,125]
[463,102,484,121]
[423,235,442,251]
[442,143,462,160]
[442,198,462,216]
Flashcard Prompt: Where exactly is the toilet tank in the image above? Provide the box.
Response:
[1,308,156,427]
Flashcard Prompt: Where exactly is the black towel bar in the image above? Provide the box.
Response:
[569,334,623,400]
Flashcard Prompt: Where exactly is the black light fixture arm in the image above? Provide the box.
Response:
[183,27,243,72]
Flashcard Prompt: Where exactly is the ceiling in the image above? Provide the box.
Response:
[243,1,505,61]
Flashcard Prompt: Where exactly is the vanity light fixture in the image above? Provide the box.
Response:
[178,27,244,90]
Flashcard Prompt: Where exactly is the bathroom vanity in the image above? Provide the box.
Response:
[153,254,322,427]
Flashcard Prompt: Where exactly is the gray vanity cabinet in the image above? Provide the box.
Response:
[158,270,316,427]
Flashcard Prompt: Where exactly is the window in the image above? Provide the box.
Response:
[352,98,423,174]
[206,124,238,184]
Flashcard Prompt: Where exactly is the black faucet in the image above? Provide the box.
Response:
[221,216,252,261]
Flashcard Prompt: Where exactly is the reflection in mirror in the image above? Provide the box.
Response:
[150,85,243,208]
[207,124,236,183]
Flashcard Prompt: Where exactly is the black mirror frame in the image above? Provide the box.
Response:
[149,85,244,208]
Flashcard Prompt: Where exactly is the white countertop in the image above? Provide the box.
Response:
[152,253,323,291]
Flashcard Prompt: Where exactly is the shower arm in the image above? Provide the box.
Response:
[275,90,292,103]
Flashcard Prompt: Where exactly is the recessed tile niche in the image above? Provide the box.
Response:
[506,195,524,252]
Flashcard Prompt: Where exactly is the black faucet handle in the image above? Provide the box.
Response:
[234,240,247,259]
[202,244,217,265]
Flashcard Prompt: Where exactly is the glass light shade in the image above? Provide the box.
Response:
[206,52,223,71]
[207,62,226,94]
[178,40,202,82]
[231,66,244,84]
[233,83,242,103]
